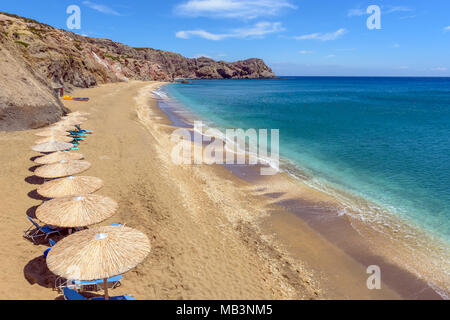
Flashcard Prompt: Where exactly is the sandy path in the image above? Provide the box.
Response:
[0,81,320,299]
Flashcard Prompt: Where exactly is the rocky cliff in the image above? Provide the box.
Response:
[0,12,275,131]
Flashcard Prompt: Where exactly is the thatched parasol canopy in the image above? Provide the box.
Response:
[34,160,91,178]
[61,116,88,122]
[67,111,90,117]
[50,123,77,131]
[36,194,118,228]
[35,129,69,137]
[37,176,104,198]
[35,136,73,144]
[47,226,150,282]
[34,151,84,165]
[32,141,74,153]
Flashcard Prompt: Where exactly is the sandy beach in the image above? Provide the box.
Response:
[0,80,441,299]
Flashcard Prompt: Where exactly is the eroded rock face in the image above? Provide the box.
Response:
[0,29,68,131]
[0,12,276,131]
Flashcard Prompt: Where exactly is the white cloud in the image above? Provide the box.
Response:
[175,0,297,19]
[431,67,448,71]
[325,54,336,59]
[348,5,412,17]
[299,50,313,54]
[399,15,417,20]
[444,26,450,32]
[295,28,347,41]
[193,54,212,58]
[176,30,225,40]
[176,21,284,40]
[385,6,412,14]
[392,43,400,48]
[82,1,122,16]
[347,8,365,17]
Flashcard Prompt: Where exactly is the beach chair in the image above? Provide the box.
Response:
[64,288,135,300]
[75,125,93,133]
[24,217,63,243]
[91,294,135,300]
[43,239,57,258]
[64,288,87,300]
[69,131,86,136]
[56,274,122,292]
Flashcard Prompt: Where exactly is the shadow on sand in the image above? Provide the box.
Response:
[23,256,58,289]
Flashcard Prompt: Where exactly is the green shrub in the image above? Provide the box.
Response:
[104,53,120,62]
[15,40,29,48]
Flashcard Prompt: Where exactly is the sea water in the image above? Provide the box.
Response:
[159,77,450,295]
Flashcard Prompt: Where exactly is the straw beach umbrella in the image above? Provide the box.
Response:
[50,123,77,131]
[35,136,73,144]
[35,129,69,137]
[36,194,117,228]
[34,160,91,178]
[67,111,90,117]
[47,226,150,299]
[34,151,84,165]
[61,116,88,122]
[37,176,104,198]
[32,141,74,153]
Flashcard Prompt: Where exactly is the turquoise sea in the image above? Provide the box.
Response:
[157,77,450,294]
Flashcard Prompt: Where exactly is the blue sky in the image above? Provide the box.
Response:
[1,0,449,76]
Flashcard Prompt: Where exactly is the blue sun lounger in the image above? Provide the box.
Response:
[43,239,57,258]
[75,125,93,133]
[91,294,135,300]
[64,288,135,300]
[73,275,122,291]
[69,131,86,137]
[56,274,122,292]
[24,217,63,243]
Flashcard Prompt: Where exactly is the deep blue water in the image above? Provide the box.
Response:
[165,77,450,243]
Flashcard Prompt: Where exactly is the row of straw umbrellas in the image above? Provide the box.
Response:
[29,111,150,300]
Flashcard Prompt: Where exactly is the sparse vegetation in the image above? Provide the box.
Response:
[28,26,44,38]
[15,40,29,48]
[0,11,51,27]
[74,42,83,51]
[104,53,120,62]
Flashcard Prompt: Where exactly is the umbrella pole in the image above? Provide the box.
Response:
[104,278,109,300]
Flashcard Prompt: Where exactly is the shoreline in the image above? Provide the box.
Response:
[0,80,444,299]
[154,83,447,299]
[0,81,322,299]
